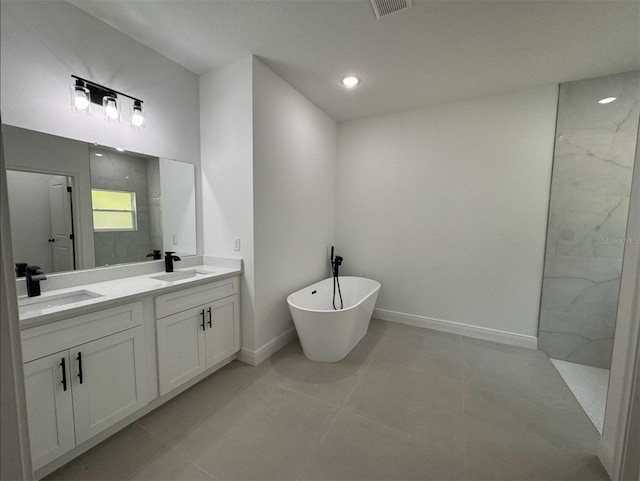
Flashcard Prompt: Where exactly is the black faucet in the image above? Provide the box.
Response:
[164,251,181,272]
[26,265,47,297]
[146,250,162,260]
[15,262,28,277]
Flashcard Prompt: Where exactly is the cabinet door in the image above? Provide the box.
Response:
[157,306,206,396]
[23,351,75,470]
[205,294,240,369]
[71,327,147,444]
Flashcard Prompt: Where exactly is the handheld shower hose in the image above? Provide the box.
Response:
[330,246,343,310]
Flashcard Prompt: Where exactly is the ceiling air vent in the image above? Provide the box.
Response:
[370,0,412,19]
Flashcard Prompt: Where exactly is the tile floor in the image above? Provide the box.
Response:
[44,319,609,481]
[551,359,610,434]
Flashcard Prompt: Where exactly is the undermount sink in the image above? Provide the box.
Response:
[151,268,214,283]
[18,290,103,315]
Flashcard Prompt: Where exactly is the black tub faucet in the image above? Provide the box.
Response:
[26,266,47,297]
[164,251,181,272]
[147,250,162,260]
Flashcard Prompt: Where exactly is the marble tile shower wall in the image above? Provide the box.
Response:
[90,150,161,266]
[539,71,640,369]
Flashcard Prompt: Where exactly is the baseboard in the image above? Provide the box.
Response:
[236,327,298,366]
[597,441,615,479]
[374,308,538,349]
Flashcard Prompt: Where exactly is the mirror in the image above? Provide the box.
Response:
[3,125,197,274]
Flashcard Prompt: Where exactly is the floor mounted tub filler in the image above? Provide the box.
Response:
[287,277,381,362]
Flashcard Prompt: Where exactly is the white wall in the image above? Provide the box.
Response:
[200,57,336,354]
[252,57,336,349]
[200,57,256,350]
[0,1,199,166]
[336,86,558,341]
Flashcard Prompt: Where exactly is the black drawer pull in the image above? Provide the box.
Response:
[200,309,206,330]
[207,307,212,328]
[77,352,83,384]
[60,357,67,391]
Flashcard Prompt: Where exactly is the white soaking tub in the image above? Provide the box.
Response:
[287,277,381,362]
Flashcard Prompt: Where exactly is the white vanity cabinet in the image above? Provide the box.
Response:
[156,277,240,396]
[22,302,147,471]
[23,351,75,470]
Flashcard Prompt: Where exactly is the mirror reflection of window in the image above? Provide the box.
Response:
[89,148,160,267]
[91,189,138,231]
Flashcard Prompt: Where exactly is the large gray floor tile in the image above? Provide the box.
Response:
[44,425,167,481]
[127,447,214,481]
[344,362,464,450]
[135,385,212,446]
[462,337,581,411]
[465,438,608,481]
[277,336,382,406]
[299,410,464,480]
[464,388,606,480]
[170,377,279,460]
[367,322,462,381]
[136,365,266,446]
[175,383,338,480]
[465,387,600,456]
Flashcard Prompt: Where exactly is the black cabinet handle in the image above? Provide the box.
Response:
[48,238,55,243]
[77,352,83,384]
[200,309,205,330]
[207,307,212,328]
[60,357,67,391]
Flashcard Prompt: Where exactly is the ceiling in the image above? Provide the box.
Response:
[68,0,640,122]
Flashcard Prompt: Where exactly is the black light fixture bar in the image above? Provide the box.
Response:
[71,75,143,105]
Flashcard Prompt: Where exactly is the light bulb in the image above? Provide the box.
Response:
[102,96,121,123]
[132,112,144,126]
[130,101,145,129]
[70,82,91,114]
[105,101,118,119]
[598,97,616,104]
[74,94,90,110]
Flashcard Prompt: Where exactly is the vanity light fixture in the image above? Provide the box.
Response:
[598,97,616,104]
[341,75,360,88]
[70,75,145,128]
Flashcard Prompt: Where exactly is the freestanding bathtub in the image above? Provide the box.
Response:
[287,277,381,362]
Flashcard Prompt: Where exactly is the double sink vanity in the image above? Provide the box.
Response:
[17,257,242,478]
[3,125,235,477]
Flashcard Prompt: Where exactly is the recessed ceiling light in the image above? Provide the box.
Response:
[116,147,125,152]
[341,75,360,88]
[94,153,104,157]
[598,97,616,104]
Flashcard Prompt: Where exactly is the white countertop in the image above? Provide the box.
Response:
[18,265,241,329]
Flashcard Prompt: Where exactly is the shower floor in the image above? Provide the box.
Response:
[551,359,609,433]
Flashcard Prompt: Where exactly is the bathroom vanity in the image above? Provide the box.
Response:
[17,260,241,478]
